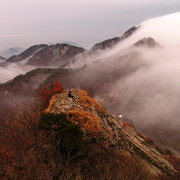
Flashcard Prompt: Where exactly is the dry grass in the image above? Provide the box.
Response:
[79,89,104,113]
[68,109,101,137]
[44,94,57,113]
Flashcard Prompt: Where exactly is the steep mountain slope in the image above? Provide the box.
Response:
[27,44,85,67]
[7,44,48,63]
[44,89,176,176]
[6,44,85,67]
[1,26,137,69]
[92,26,138,51]
[1,87,179,179]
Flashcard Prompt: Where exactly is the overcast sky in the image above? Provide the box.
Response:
[0,0,180,50]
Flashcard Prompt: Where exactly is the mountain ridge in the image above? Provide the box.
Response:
[0,26,179,166]
[1,26,138,68]
[43,88,176,176]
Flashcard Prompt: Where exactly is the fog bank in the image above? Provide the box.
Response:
[69,12,180,154]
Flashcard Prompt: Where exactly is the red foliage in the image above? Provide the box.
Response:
[39,82,64,103]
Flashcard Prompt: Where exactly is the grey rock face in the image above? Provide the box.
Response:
[45,89,176,176]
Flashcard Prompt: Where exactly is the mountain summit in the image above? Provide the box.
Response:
[43,89,176,177]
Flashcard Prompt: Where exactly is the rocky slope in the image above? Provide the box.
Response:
[7,44,48,63]
[134,37,159,48]
[92,26,138,51]
[4,44,85,67]
[27,44,85,67]
[44,89,176,176]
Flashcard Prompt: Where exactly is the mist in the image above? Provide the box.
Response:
[67,12,180,154]
[108,47,180,153]
[0,12,180,154]
[0,62,34,83]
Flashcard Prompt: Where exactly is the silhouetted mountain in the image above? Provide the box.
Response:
[134,37,159,48]
[7,44,48,63]
[0,47,24,58]
[92,26,138,51]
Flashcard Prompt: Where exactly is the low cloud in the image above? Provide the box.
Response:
[0,12,180,154]
[0,62,34,83]
[68,12,180,154]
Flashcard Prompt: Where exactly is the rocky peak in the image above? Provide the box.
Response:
[91,26,138,52]
[92,37,120,51]
[45,89,176,176]
[27,44,85,67]
[7,44,48,63]
[134,37,159,48]
[121,26,138,40]
[4,43,85,67]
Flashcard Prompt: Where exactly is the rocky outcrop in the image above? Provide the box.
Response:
[92,37,120,51]
[120,26,138,40]
[91,26,138,51]
[27,44,85,67]
[45,89,176,176]
[134,37,159,48]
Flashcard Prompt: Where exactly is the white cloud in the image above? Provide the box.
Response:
[0,63,34,83]
[66,12,180,153]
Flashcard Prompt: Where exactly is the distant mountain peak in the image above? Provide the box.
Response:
[44,88,176,176]
[0,47,25,58]
[5,43,85,67]
[91,26,138,51]
[47,41,81,47]
[121,26,139,40]
[134,37,159,48]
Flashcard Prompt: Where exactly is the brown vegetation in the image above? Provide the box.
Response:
[68,109,101,137]
[39,82,64,103]
[0,86,179,179]
[79,89,104,113]
[163,153,180,172]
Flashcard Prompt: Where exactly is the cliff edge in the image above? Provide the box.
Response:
[44,89,176,176]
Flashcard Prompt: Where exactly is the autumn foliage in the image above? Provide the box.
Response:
[0,102,42,179]
[39,82,64,103]
[79,89,104,113]
[1,87,180,179]
[68,109,101,137]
